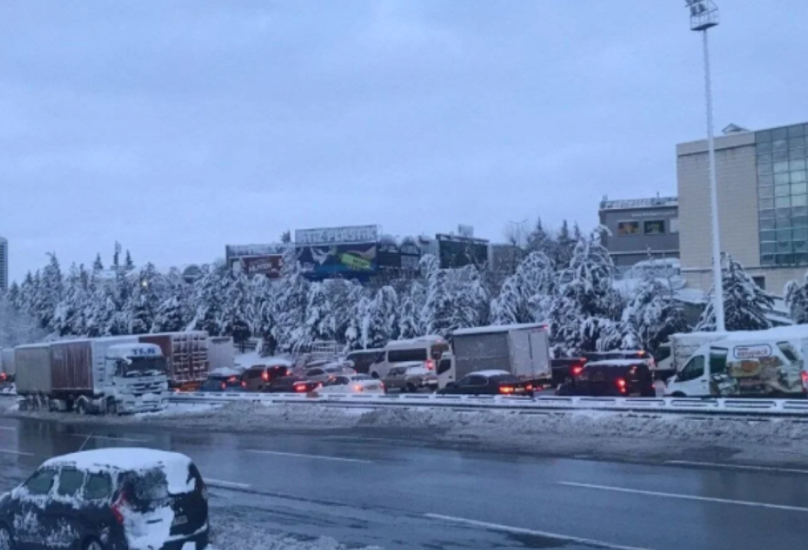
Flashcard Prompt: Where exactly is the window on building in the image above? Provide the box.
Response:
[617,221,640,236]
[643,220,665,235]
[752,276,766,290]
[669,218,679,234]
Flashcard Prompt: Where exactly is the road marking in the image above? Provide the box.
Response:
[559,481,808,513]
[0,448,34,457]
[246,449,372,464]
[205,478,252,490]
[325,435,393,443]
[665,460,808,475]
[424,513,655,550]
[68,433,148,443]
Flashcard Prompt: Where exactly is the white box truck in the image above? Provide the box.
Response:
[447,323,551,389]
[665,326,808,398]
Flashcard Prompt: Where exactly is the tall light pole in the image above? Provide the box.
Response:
[686,0,725,332]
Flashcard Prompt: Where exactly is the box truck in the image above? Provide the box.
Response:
[139,331,209,390]
[16,337,170,414]
[664,326,808,398]
[445,323,551,389]
[208,336,235,371]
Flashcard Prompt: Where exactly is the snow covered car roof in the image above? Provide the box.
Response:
[208,367,242,378]
[43,449,195,494]
[468,370,513,377]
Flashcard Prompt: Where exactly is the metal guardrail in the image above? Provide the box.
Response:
[169,392,808,417]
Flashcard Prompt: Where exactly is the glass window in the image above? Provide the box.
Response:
[794,228,808,240]
[775,161,790,173]
[760,218,775,231]
[643,220,665,235]
[761,254,775,266]
[84,473,113,500]
[57,469,85,497]
[760,242,776,254]
[669,218,679,234]
[760,230,776,242]
[793,183,807,195]
[777,241,792,252]
[388,348,427,362]
[777,228,792,242]
[758,162,773,176]
[774,149,789,162]
[793,206,808,217]
[759,209,775,220]
[794,241,808,252]
[24,469,56,496]
[709,348,728,375]
[678,355,705,382]
[775,173,790,185]
[759,186,774,198]
[793,195,808,207]
[789,147,806,159]
[791,171,807,183]
[757,142,773,154]
[797,253,808,265]
[438,359,452,375]
[775,217,792,229]
[775,196,791,208]
[759,198,774,210]
[617,221,640,236]
[794,216,808,228]
[757,130,772,142]
[773,127,788,140]
[777,254,794,266]
[776,207,791,219]
[792,160,807,171]
[775,184,790,196]
[788,125,805,138]
[774,139,788,152]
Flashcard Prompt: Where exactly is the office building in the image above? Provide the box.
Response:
[598,196,680,270]
[0,236,7,291]
[677,121,808,292]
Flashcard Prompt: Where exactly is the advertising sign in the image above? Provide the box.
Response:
[436,234,489,269]
[295,225,379,246]
[400,239,421,271]
[226,244,286,259]
[733,344,773,360]
[377,241,401,270]
[297,243,377,276]
[240,255,283,278]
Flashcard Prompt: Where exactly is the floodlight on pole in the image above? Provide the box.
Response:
[686,0,725,332]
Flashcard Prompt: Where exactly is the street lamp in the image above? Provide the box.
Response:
[686,0,725,332]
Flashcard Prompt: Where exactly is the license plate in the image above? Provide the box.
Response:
[172,515,188,526]
[514,388,525,393]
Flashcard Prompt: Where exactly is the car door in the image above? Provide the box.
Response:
[459,375,488,395]
[671,354,708,396]
[46,467,87,548]
[320,376,349,393]
[12,467,57,548]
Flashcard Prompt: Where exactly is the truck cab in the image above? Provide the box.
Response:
[103,343,169,414]
[665,337,808,398]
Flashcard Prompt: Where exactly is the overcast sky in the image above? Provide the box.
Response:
[1,1,807,281]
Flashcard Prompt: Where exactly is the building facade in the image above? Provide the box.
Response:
[677,121,808,293]
[598,197,680,270]
[0,236,7,291]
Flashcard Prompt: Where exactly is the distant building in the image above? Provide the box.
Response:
[0,236,7,291]
[598,197,680,270]
[677,120,808,293]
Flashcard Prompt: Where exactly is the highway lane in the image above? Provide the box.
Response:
[0,415,806,550]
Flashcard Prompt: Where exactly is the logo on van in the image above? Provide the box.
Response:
[733,344,772,360]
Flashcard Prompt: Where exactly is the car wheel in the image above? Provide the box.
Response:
[107,398,118,416]
[670,392,686,398]
[0,525,13,550]
[406,383,417,393]
[83,537,105,550]
[76,400,88,415]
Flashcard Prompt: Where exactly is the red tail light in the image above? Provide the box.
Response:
[241,380,247,388]
[354,384,363,392]
[425,359,435,370]
[294,382,308,392]
[571,365,584,377]
[616,378,627,393]
[261,371,269,382]
[220,382,226,390]
[111,491,127,524]
[499,386,515,394]
[525,384,533,391]
[801,371,808,391]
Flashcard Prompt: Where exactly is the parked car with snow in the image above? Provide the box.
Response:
[265,376,320,394]
[437,370,534,397]
[664,326,808,398]
[0,448,209,550]
[368,336,449,380]
[316,374,385,395]
[382,363,438,393]
[556,360,655,397]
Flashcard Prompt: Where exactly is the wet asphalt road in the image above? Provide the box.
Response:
[0,415,807,550]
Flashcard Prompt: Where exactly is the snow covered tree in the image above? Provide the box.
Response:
[92,254,104,273]
[127,263,162,334]
[152,296,186,333]
[304,282,336,343]
[622,273,687,353]
[345,295,371,350]
[323,278,361,342]
[30,253,64,331]
[219,270,252,337]
[490,276,521,325]
[422,268,454,337]
[525,218,556,259]
[124,250,135,272]
[398,281,425,339]
[365,285,398,348]
[272,247,309,352]
[419,254,439,280]
[784,273,808,324]
[52,263,93,336]
[554,220,576,271]
[448,265,489,330]
[191,264,228,336]
[697,255,774,332]
[0,293,45,347]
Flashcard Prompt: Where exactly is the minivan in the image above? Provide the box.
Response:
[368,336,450,379]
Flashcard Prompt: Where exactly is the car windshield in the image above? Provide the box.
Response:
[118,357,167,377]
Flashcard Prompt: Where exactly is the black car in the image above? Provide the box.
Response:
[0,448,209,550]
[550,357,586,386]
[198,371,245,393]
[555,360,656,397]
[265,376,320,394]
[438,370,534,397]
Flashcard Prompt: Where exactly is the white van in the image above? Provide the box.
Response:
[665,327,808,398]
[368,336,450,380]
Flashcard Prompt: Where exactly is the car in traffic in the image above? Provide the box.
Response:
[344,348,383,374]
[316,374,385,394]
[555,359,656,397]
[198,368,245,393]
[0,448,209,550]
[550,357,587,386]
[241,363,293,392]
[265,376,320,394]
[382,362,438,393]
[304,364,357,384]
[437,370,534,397]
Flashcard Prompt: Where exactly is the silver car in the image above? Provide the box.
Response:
[305,364,357,384]
[383,363,439,393]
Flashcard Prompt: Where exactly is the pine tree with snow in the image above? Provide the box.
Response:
[422,268,454,337]
[419,254,439,280]
[53,263,93,336]
[128,263,162,334]
[152,296,186,333]
[219,270,253,337]
[697,255,774,332]
[345,295,371,350]
[31,253,64,331]
[191,264,228,336]
[272,247,309,352]
[449,265,489,330]
[92,254,104,273]
[784,273,808,324]
[365,285,399,348]
[491,276,521,325]
[621,272,686,353]
[124,250,135,272]
[304,282,336,343]
[554,220,576,271]
[398,281,425,339]
[323,279,362,342]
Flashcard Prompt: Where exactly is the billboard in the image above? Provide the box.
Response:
[297,243,377,276]
[400,240,421,271]
[437,234,489,269]
[238,255,283,278]
[226,243,286,260]
[377,241,401,270]
[295,225,379,246]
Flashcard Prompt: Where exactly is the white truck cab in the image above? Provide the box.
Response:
[102,343,169,414]
[665,332,808,398]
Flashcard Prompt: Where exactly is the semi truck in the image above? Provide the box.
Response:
[16,337,170,414]
[664,326,808,398]
[138,331,209,390]
[446,323,551,389]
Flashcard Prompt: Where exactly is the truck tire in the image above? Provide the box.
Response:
[670,392,686,398]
